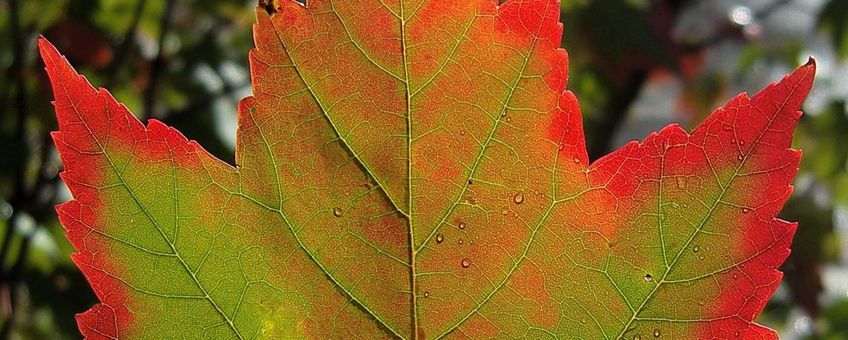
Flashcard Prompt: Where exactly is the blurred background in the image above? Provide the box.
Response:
[0,0,846,338]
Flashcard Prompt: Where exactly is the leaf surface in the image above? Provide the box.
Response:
[41,0,815,338]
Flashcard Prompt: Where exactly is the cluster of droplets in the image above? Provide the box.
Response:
[436,190,529,274]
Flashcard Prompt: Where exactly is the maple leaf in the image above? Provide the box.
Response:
[40,0,815,339]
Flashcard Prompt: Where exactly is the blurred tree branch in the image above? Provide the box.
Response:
[143,0,177,119]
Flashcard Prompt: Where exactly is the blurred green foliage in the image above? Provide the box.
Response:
[1,0,847,338]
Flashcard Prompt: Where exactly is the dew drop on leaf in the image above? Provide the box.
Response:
[461,258,471,268]
[693,246,700,252]
[633,336,642,340]
[643,274,653,282]
[423,291,430,298]
[436,234,444,244]
[458,239,464,245]
[458,222,466,230]
[513,192,525,204]
[572,157,580,164]
[333,207,343,217]
[653,329,661,337]
[742,208,750,214]
[737,154,744,161]
[460,130,466,136]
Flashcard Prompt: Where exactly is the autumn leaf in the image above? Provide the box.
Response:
[40,0,814,338]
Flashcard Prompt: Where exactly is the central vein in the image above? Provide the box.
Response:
[398,2,419,339]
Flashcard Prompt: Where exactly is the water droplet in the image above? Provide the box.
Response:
[737,154,744,161]
[572,157,580,164]
[653,329,661,337]
[742,208,750,214]
[458,222,466,230]
[734,331,740,337]
[513,192,525,204]
[461,258,471,268]
[333,207,343,217]
[460,130,466,136]
[733,273,739,279]
[643,274,653,282]
[458,239,464,245]
[699,255,705,260]
[423,291,430,298]
[693,246,700,253]
[506,116,512,122]
[634,336,642,340]
[436,234,444,244]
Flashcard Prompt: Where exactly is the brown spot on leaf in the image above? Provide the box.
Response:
[258,0,277,14]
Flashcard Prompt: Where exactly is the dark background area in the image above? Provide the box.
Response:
[1,0,847,338]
